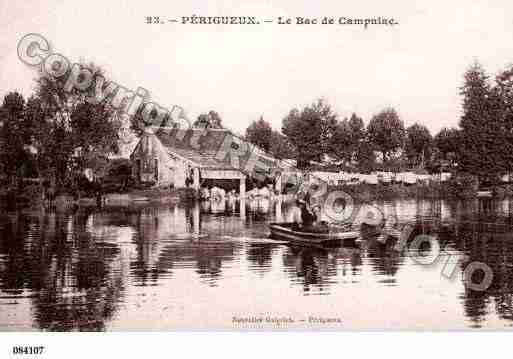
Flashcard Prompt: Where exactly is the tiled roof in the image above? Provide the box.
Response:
[150,128,290,178]
[165,146,237,170]
[154,128,249,170]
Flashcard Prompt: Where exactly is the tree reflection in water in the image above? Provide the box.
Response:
[0,210,125,331]
[246,243,279,275]
[282,246,341,294]
[451,215,513,327]
[365,238,404,282]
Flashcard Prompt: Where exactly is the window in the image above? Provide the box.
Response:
[154,159,158,181]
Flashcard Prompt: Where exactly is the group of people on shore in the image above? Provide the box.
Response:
[200,184,278,202]
[198,184,331,234]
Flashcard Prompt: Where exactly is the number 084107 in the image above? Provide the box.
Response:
[12,346,44,355]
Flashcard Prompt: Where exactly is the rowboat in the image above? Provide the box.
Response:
[269,222,360,246]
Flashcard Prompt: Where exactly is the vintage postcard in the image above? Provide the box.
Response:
[1,0,513,344]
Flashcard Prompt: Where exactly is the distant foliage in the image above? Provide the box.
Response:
[329,113,365,165]
[367,107,405,162]
[269,131,295,160]
[434,127,460,161]
[244,117,295,160]
[245,116,273,152]
[282,99,337,168]
[405,123,432,167]
[355,139,376,173]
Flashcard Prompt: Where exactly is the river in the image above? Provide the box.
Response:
[1,197,513,330]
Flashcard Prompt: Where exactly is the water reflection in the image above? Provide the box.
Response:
[2,197,513,329]
[452,219,513,328]
[246,242,278,274]
[0,211,125,331]
[366,238,403,283]
[287,246,346,294]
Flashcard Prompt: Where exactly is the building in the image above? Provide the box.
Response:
[130,128,278,194]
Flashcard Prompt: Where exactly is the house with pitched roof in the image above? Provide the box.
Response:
[130,127,283,194]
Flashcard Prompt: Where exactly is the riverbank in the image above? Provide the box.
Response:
[328,181,513,202]
[3,180,513,211]
[0,186,199,211]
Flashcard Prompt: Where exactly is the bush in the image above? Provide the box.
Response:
[444,173,478,199]
[107,159,132,177]
[99,159,135,193]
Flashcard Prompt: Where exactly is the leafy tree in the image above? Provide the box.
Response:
[355,139,376,173]
[69,101,120,181]
[433,127,461,168]
[25,96,56,187]
[494,64,513,175]
[458,62,505,182]
[348,113,365,142]
[367,107,405,162]
[245,116,273,152]
[282,99,337,169]
[330,119,353,164]
[330,113,365,164]
[405,123,432,167]
[193,110,223,129]
[28,62,122,193]
[269,130,295,160]
[244,116,295,159]
[0,92,32,186]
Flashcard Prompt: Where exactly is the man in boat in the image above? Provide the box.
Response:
[299,200,316,229]
[289,191,309,230]
[290,192,328,234]
[290,198,304,231]
[310,204,329,233]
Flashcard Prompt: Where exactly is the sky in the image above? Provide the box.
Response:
[1,0,513,136]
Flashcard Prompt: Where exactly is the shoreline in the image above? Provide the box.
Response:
[2,182,512,212]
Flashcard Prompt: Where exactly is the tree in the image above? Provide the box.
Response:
[69,101,120,184]
[348,113,365,143]
[245,116,273,152]
[193,110,223,129]
[355,139,376,173]
[269,130,295,159]
[25,95,57,190]
[367,107,405,162]
[433,127,461,167]
[494,64,513,175]
[458,62,505,182]
[282,99,337,169]
[330,113,365,164]
[0,92,32,186]
[405,123,432,167]
[28,62,122,193]
[330,119,353,164]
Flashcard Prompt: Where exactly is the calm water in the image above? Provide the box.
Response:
[2,197,513,331]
